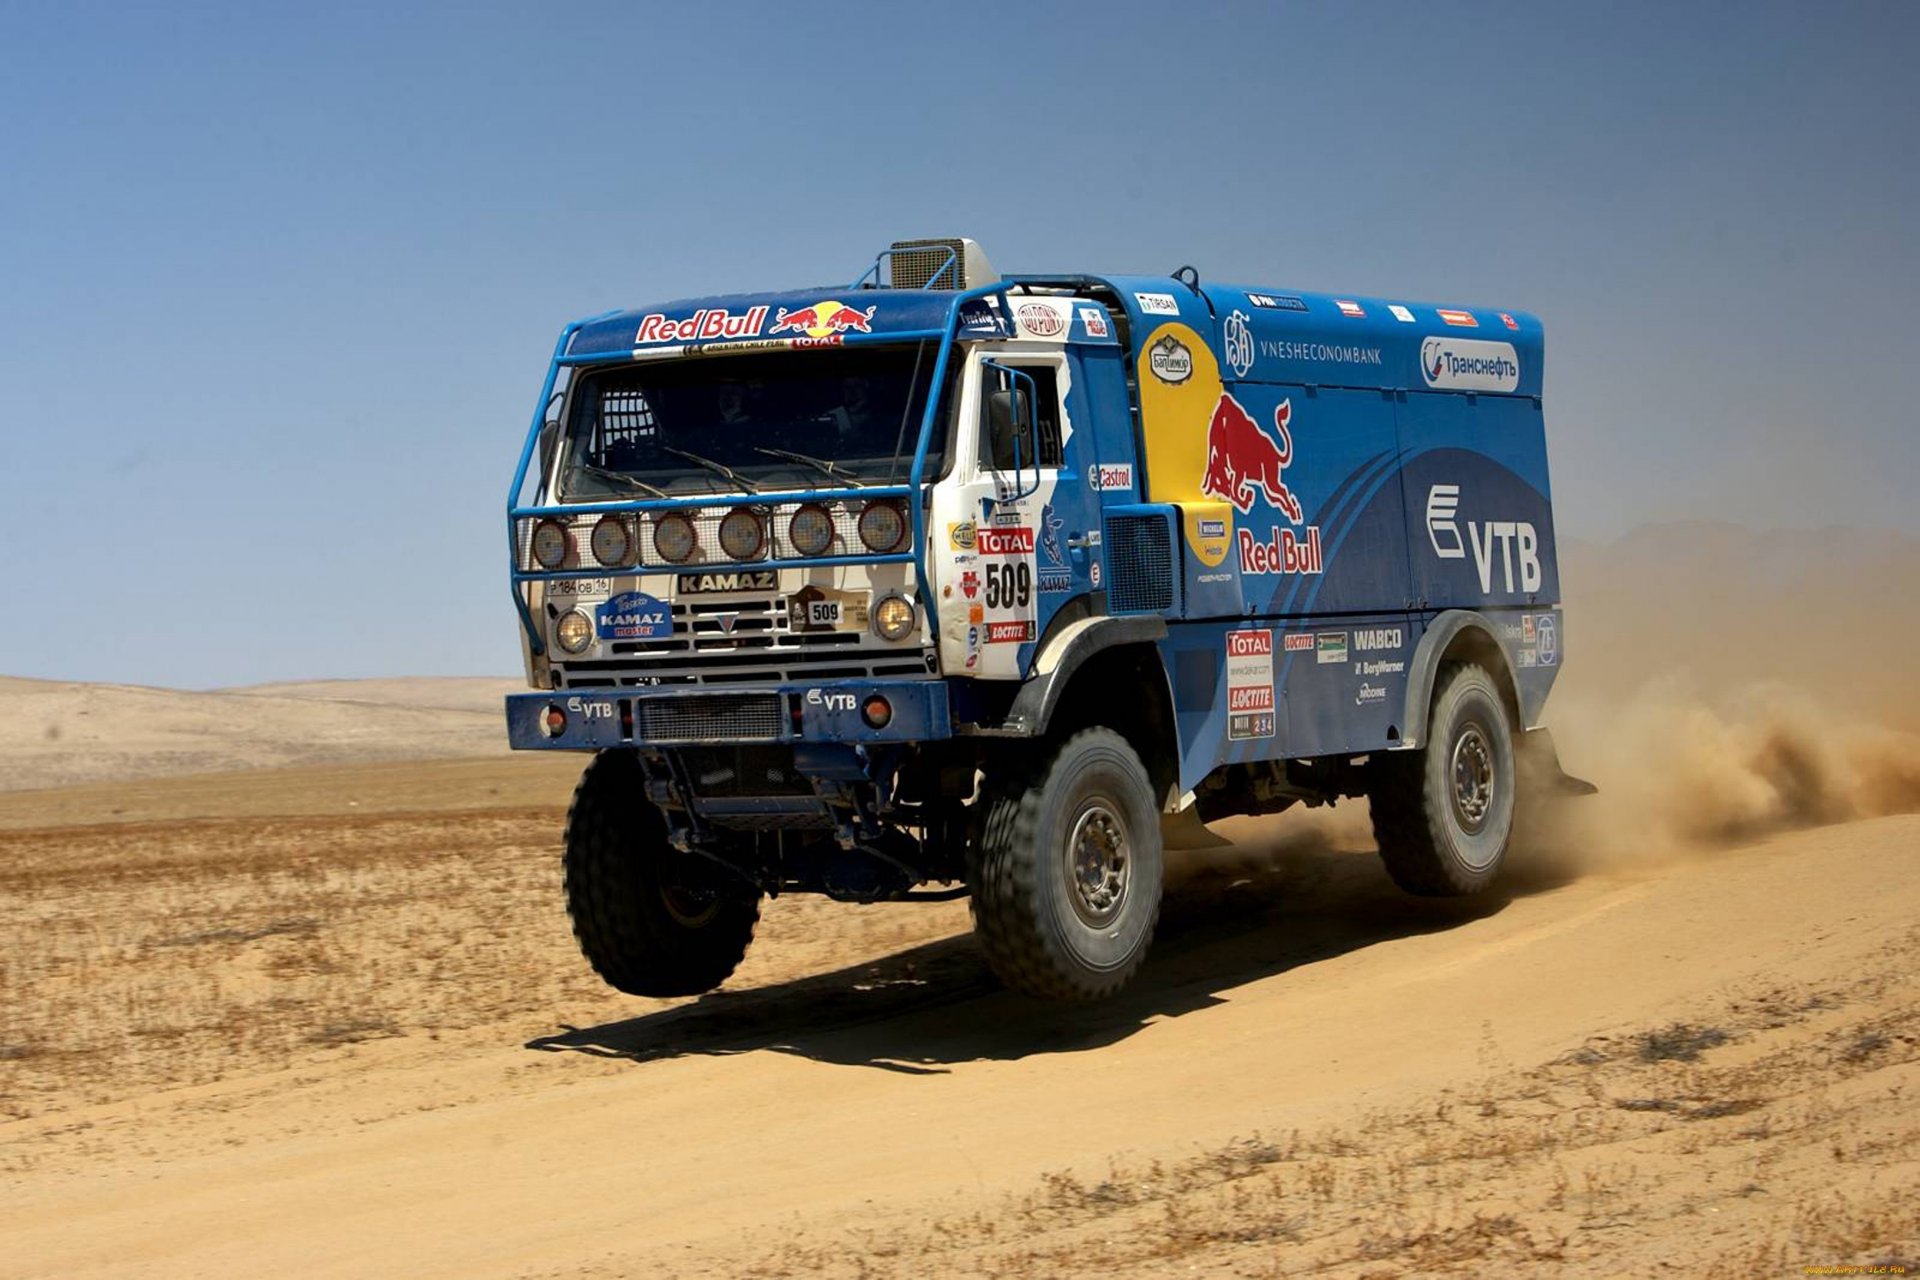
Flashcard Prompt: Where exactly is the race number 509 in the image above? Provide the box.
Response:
[983,562,1031,609]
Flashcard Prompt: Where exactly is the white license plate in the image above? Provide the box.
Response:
[806,600,843,627]
[546,578,612,598]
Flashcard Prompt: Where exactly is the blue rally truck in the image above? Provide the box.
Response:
[506,238,1586,1001]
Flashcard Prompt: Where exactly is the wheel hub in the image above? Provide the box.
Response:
[1067,803,1130,927]
[1450,723,1495,834]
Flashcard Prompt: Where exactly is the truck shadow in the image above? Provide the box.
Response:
[526,834,1580,1075]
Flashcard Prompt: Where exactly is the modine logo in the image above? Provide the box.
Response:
[1420,336,1520,392]
[1148,335,1193,384]
[1425,483,1542,594]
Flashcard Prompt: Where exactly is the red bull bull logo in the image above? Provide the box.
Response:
[1200,394,1324,576]
[770,299,878,340]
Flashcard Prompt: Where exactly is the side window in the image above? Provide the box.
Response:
[979,363,1064,470]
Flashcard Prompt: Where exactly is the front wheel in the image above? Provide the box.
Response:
[1370,662,1516,896]
[969,728,1164,1000]
[563,751,762,997]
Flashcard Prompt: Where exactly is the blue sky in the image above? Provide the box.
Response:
[2,1,1915,688]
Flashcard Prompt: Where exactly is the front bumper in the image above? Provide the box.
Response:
[505,680,952,751]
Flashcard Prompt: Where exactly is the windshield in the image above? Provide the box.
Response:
[555,343,949,500]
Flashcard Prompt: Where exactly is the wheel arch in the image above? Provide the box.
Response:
[1006,616,1178,805]
[1400,610,1536,748]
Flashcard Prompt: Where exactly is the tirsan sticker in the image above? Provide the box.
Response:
[1226,629,1275,741]
[1078,306,1110,339]
[1247,292,1307,312]
[1335,299,1365,318]
[1316,632,1349,664]
[635,307,768,345]
[769,300,875,339]
[947,520,977,551]
[1421,337,1520,392]
[1135,291,1180,315]
[977,526,1035,556]
[1387,304,1416,324]
[1223,310,1255,378]
[595,591,671,640]
[986,620,1034,644]
[1148,335,1193,384]
[1015,302,1066,338]
[1090,463,1134,491]
[1437,308,1478,328]
[1282,633,1315,652]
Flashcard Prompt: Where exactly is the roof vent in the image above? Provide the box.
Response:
[885,237,998,291]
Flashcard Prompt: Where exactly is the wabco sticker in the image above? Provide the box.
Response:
[1335,299,1365,318]
[1387,304,1416,323]
[1437,308,1478,328]
[1135,291,1180,315]
[678,570,777,594]
[1078,306,1110,339]
[947,520,977,551]
[1015,303,1066,337]
[1226,630,1275,741]
[1090,463,1134,491]
[1316,632,1349,665]
[1223,310,1255,378]
[788,585,870,634]
[634,307,769,345]
[977,526,1035,556]
[1420,336,1520,393]
[1247,292,1308,312]
[1148,335,1193,384]
[986,620,1034,644]
[595,591,671,641]
[769,300,875,339]
[1354,627,1404,651]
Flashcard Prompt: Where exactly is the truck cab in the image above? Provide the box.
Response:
[506,238,1587,1001]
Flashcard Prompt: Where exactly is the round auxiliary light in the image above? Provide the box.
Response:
[531,519,571,570]
[652,511,697,564]
[860,695,893,730]
[857,500,907,554]
[541,704,567,738]
[589,515,633,567]
[873,594,916,642]
[787,504,835,558]
[555,609,594,654]
[719,507,766,561]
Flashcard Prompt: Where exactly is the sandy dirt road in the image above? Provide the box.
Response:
[2,754,1916,1277]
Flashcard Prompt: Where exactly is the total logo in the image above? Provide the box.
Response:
[1425,484,1543,593]
[1200,394,1325,577]
[769,300,877,339]
[1419,336,1520,393]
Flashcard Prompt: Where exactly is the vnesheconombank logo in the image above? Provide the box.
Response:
[1420,336,1521,392]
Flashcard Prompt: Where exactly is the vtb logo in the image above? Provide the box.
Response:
[1201,394,1303,522]
[1424,483,1542,593]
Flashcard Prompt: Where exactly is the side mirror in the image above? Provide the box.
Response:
[981,361,1041,501]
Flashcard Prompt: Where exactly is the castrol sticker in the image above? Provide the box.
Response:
[1226,629,1275,741]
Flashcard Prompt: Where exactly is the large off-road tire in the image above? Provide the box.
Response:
[969,728,1164,1001]
[1370,662,1516,896]
[563,751,762,997]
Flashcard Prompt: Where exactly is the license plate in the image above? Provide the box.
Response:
[547,578,612,598]
[806,600,842,627]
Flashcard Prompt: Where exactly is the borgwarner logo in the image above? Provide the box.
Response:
[1420,337,1521,393]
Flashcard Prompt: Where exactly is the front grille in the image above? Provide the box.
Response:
[1106,513,1176,614]
[637,694,783,742]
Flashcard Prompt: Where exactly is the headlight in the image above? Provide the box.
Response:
[652,512,696,564]
[531,519,571,570]
[555,609,594,654]
[589,515,633,567]
[787,504,834,558]
[873,594,916,642]
[857,501,907,554]
[719,507,765,560]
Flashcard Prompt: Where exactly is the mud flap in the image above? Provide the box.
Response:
[1160,802,1232,851]
[1518,726,1597,796]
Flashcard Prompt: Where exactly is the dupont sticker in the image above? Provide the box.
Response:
[1226,629,1275,741]
[595,591,671,641]
[1015,302,1066,338]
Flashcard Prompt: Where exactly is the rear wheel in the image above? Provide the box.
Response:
[969,728,1164,1000]
[563,751,762,996]
[1370,662,1515,896]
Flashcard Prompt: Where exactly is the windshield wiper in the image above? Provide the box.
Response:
[753,446,865,487]
[575,462,670,499]
[664,446,761,494]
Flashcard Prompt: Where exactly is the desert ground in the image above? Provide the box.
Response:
[2,525,1917,1277]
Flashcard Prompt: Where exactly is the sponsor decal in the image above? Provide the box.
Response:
[1197,518,1226,539]
[986,619,1035,644]
[1089,560,1102,588]
[1537,615,1558,666]
[1354,627,1404,651]
[1516,648,1538,668]
[1335,299,1365,318]
[1015,302,1066,338]
[1257,339,1383,367]
[595,591,671,641]
[677,570,776,594]
[1424,484,1543,593]
[1135,291,1180,315]
[1148,335,1193,384]
[1420,336,1521,393]
[1091,463,1134,492]
[977,526,1036,556]
[1283,633,1315,653]
[788,584,871,634]
[1355,683,1389,707]
[1037,571,1072,594]
[960,570,980,599]
[1437,308,1478,328]
[768,300,875,339]
[1039,504,1067,568]
[1500,312,1520,331]
[1387,304,1416,324]
[1317,632,1349,664]
[947,520,977,551]
[1238,525,1322,575]
[1522,615,1536,643]
[1223,309,1255,378]
[634,306,769,345]
[1202,395,1302,520]
[1226,629,1276,741]
[1247,292,1308,312]
[1358,659,1406,676]
[968,602,984,624]
[1079,306,1110,339]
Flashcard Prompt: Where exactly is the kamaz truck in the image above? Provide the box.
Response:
[505,238,1587,1001]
